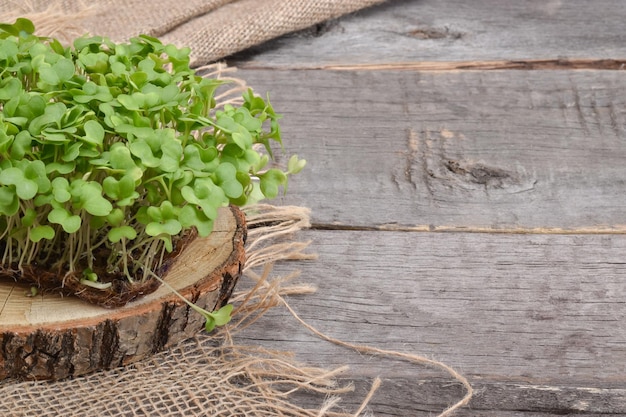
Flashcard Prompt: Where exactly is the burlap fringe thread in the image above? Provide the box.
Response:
[0,204,471,417]
[236,204,474,417]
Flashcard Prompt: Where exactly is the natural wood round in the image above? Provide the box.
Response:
[0,206,246,380]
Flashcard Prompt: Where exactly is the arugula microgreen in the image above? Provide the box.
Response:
[0,18,305,331]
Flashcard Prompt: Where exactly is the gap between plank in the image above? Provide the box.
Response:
[311,223,626,235]
[235,58,626,71]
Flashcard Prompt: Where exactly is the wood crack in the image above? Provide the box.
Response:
[444,160,512,187]
[570,78,591,136]
[310,223,626,234]
[237,59,626,71]
[404,128,419,190]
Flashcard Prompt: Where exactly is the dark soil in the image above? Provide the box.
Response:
[0,229,198,308]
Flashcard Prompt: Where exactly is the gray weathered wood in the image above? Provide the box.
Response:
[235,68,626,231]
[228,0,626,68]
[235,229,626,415]
[223,1,626,415]
[293,378,626,416]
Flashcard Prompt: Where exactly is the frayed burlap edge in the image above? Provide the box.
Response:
[235,204,473,416]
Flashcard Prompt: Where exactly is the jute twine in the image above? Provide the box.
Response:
[0,3,473,415]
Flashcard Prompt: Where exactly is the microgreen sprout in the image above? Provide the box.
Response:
[0,19,304,327]
[150,270,233,332]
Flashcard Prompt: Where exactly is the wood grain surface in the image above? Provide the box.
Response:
[239,69,626,232]
[235,229,626,414]
[222,0,626,415]
[230,0,626,68]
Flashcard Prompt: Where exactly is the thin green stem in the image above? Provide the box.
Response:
[121,236,132,282]
[136,261,211,317]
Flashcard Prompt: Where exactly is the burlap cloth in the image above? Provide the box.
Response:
[0,0,386,66]
[0,2,473,415]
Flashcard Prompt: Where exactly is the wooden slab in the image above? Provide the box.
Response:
[0,206,246,380]
[235,229,626,415]
[236,68,626,232]
[228,0,626,68]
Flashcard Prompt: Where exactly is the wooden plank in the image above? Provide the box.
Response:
[234,229,626,415]
[233,68,626,231]
[238,229,626,383]
[292,379,626,416]
[228,0,626,68]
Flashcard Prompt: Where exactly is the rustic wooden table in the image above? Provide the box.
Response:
[227,1,626,415]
